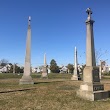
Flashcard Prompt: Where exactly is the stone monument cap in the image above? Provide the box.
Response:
[86,8,92,21]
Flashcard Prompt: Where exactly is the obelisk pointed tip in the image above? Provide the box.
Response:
[75,46,77,51]
[44,53,47,66]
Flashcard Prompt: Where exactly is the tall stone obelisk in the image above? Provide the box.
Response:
[42,53,48,78]
[99,60,102,79]
[44,53,47,66]
[77,8,109,101]
[19,16,34,84]
[13,63,15,74]
[71,47,81,80]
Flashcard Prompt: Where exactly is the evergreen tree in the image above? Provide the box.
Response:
[67,64,74,73]
[50,59,59,73]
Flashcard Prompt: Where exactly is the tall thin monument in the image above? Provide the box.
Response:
[71,47,81,80]
[42,53,48,78]
[19,16,34,84]
[99,60,102,79]
[13,63,15,74]
[77,8,109,101]
[44,53,47,67]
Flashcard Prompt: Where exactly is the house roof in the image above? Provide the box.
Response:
[0,66,3,69]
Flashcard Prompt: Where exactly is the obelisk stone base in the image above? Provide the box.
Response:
[71,76,81,80]
[83,66,100,82]
[71,70,81,80]
[77,85,109,101]
[19,75,34,84]
[77,66,109,101]
[41,67,48,78]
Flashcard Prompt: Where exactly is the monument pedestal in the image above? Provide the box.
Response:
[71,70,81,80]
[83,66,100,82]
[77,66,109,101]
[42,67,48,78]
[77,84,109,101]
[71,76,81,80]
[19,76,34,84]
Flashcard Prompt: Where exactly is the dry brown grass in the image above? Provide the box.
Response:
[0,74,110,110]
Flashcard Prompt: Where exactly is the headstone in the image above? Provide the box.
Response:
[42,53,48,78]
[77,8,109,101]
[71,47,81,80]
[19,16,34,84]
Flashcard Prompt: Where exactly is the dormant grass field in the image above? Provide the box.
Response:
[0,73,110,110]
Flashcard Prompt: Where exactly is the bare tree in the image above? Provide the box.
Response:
[95,49,108,65]
[0,59,8,66]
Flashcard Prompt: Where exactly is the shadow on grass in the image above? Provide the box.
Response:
[0,88,37,94]
[0,80,66,94]
[34,82,50,84]
[34,80,65,84]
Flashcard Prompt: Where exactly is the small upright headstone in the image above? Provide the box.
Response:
[71,47,81,80]
[42,53,48,78]
[19,16,34,84]
[77,8,109,101]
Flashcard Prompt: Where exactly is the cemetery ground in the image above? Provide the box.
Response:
[0,73,110,110]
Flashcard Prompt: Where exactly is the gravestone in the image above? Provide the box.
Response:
[19,16,34,84]
[77,8,109,101]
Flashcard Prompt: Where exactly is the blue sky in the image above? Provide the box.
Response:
[0,0,110,67]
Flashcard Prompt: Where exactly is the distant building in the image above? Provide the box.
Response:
[47,68,51,73]
[102,65,110,73]
[60,66,68,73]
[0,64,11,73]
[32,67,37,73]
[37,67,41,73]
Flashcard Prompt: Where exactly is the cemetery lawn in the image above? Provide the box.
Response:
[0,73,110,110]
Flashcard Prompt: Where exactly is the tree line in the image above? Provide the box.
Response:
[0,59,84,73]
[0,59,24,73]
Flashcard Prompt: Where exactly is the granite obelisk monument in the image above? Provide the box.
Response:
[19,16,34,84]
[42,53,48,78]
[71,47,81,80]
[13,63,15,74]
[99,60,102,79]
[77,8,109,101]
